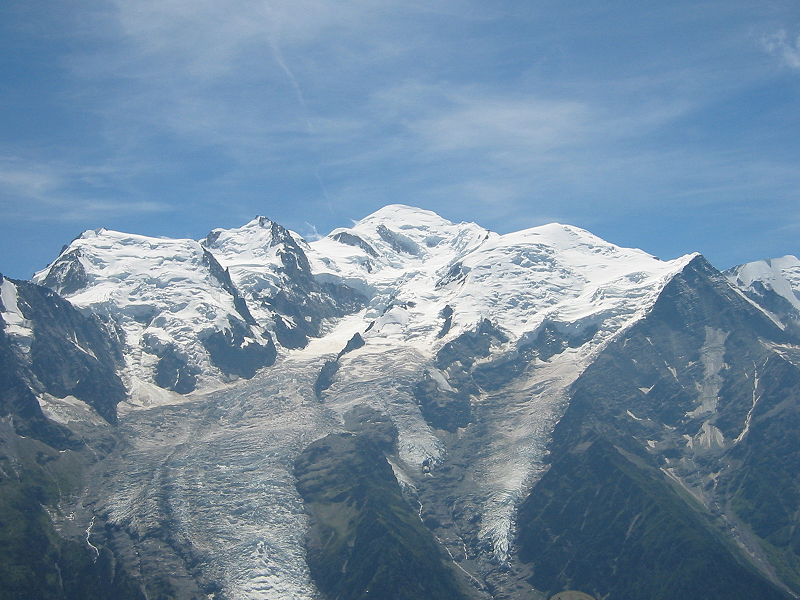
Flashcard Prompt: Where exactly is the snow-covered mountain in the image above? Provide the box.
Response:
[298,205,699,573]
[312,206,701,407]
[309,204,694,351]
[3,206,799,600]
[202,216,365,351]
[33,227,278,402]
[32,205,693,406]
[726,255,800,331]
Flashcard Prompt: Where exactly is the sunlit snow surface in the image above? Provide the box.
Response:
[201,216,308,326]
[309,205,695,348]
[44,205,700,595]
[728,254,800,312]
[32,228,267,388]
[0,277,33,339]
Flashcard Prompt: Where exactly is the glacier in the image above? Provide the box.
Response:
[30,204,703,598]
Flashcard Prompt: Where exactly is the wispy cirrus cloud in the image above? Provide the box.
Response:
[2,0,799,277]
[0,157,170,222]
[763,30,800,69]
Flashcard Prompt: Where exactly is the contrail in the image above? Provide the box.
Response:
[268,33,333,212]
[269,37,315,135]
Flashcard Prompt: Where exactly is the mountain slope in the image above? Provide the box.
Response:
[0,275,144,600]
[1,274,125,437]
[2,206,798,600]
[295,432,482,600]
[515,256,799,599]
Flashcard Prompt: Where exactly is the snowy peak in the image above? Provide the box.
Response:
[726,255,800,328]
[316,204,492,273]
[201,217,365,351]
[353,204,471,243]
[508,222,651,255]
[33,228,276,397]
[34,228,239,319]
[30,206,699,400]
[202,215,311,285]
[429,223,696,346]
[352,204,491,260]
[203,216,305,258]
[728,255,800,310]
[309,207,697,366]
[358,203,454,225]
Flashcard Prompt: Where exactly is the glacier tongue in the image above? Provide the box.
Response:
[98,356,336,600]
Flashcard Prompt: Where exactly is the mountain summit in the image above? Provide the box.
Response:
[1,206,798,600]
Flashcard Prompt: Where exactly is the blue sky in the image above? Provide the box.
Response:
[1,0,799,278]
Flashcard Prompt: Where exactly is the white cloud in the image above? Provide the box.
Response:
[0,162,62,198]
[56,2,738,195]
[763,30,800,69]
[16,1,798,239]
[299,221,322,241]
[412,97,589,155]
[0,157,170,221]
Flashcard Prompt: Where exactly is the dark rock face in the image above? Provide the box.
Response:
[294,433,480,600]
[331,231,379,257]
[259,270,364,349]
[313,359,339,398]
[0,425,146,600]
[413,370,472,432]
[716,355,800,592]
[437,305,454,338]
[516,438,789,600]
[0,326,76,448]
[338,332,365,358]
[36,248,89,297]
[435,319,508,369]
[201,318,277,379]
[414,319,507,432]
[1,276,126,429]
[343,405,398,452]
[515,256,799,599]
[471,319,597,393]
[201,249,256,325]
[376,224,421,256]
[313,333,366,399]
[153,347,199,394]
[436,262,469,289]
